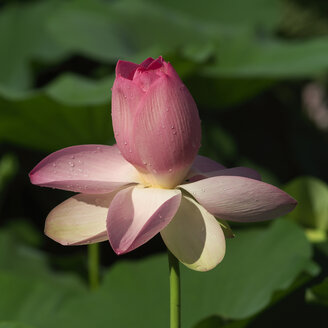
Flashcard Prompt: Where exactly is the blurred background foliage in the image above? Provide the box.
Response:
[0,0,328,327]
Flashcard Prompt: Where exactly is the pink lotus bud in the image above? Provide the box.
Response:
[111,56,201,188]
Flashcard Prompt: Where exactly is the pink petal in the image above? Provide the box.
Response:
[45,192,118,245]
[146,56,163,70]
[163,61,183,82]
[189,166,261,182]
[29,145,139,193]
[186,155,226,182]
[107,186,181,254]
[111,75,145,162]
[180,176,297,222]
[161,196,226,271]
[140,57,155,68]
[115,60,139,80]
[112,58,201,188]
[191,155,226,173]
[131,75,201,188]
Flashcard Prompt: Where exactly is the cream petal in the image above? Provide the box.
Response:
[45,192,119,245]
[161,196,226,271]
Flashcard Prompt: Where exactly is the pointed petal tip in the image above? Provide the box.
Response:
[285,195,298,212]
[113,248,124,256]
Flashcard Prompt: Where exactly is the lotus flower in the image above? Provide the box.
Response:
[29,57,297,271]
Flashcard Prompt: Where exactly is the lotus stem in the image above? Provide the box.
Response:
[88,243,100,290]
[168,249,181,328]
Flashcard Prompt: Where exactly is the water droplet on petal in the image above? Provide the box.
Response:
[168,168,172,173]
[52,163,56,167]
[171,125,174,129]
[71,155,75,159]
[68,161,74,167]
[124,141,128,145]
[172,131,177,135]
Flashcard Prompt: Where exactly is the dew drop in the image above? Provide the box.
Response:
[124,141,128,145]
[70,155,75,159]
[168,168,172,173]
[68,161,74,167]
[129,149,132,153]
[172,131,177,135]
[171,125,174,129]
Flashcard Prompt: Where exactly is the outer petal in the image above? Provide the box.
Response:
[186,155,225,181]
[191,155,226,173]
[107,186,181,254]
[189,166,261,182]
[45,192,118,245]
[180,176,297,222]
[111,75,145,162]
[29,145,139,193]
[161,196,226,271]
[132,75,201,188]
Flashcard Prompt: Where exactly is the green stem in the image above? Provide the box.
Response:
[88,243,100,290]
[168,250,181,328]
